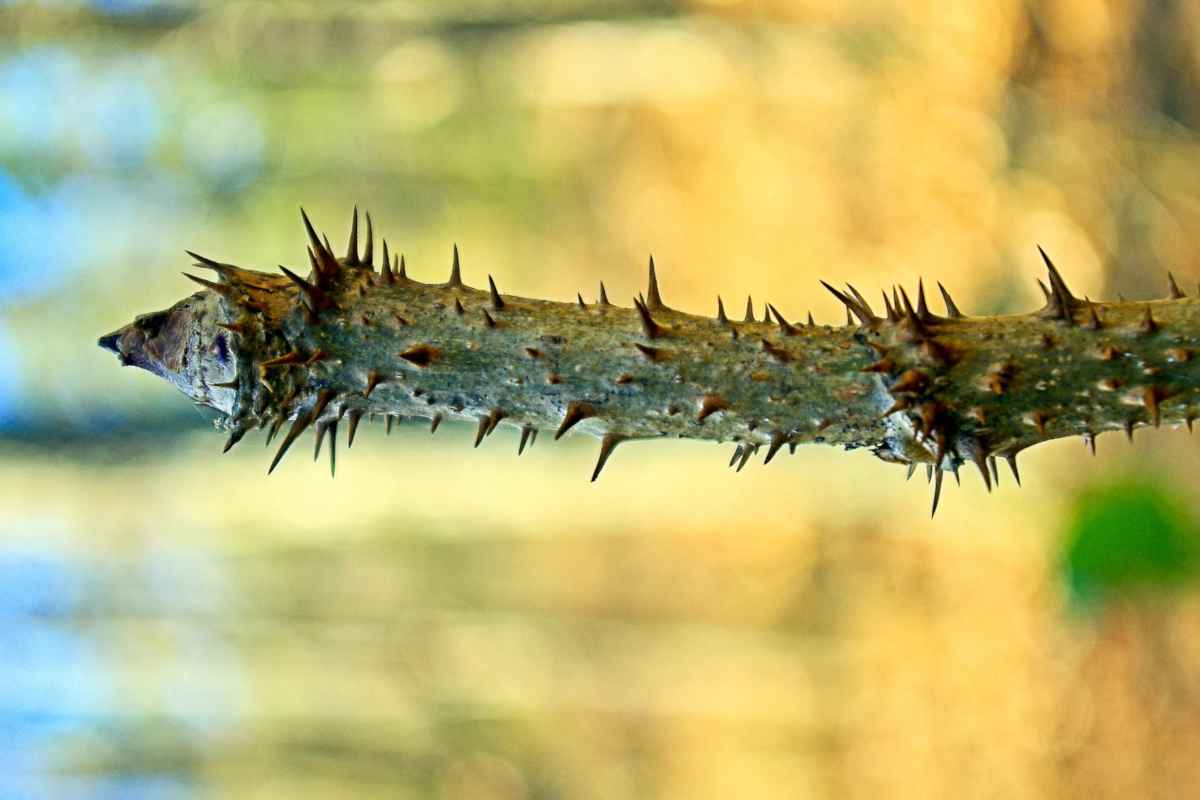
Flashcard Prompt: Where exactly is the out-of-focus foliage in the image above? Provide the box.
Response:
[1062,479,1200,606]
[4,0,1200,797]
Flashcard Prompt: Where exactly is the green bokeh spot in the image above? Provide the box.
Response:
[1060,478,1200,609]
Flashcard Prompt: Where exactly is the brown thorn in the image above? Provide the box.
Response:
[736,444,756,472]
[1143,385,1166,428]
[364,370,383,398]
[448,244,463,287]
[716,296,728,324]
[381,239,392,282]
[964,440,992,493]
[430,414,442,434]
[1168,271,1186,299]
[518,424,535,455]
[806,311,815,327]
[300,207,339,276]
[882,290,899,323]
[347,409,363,448]
[454,297,465,315]
[930,469,944,518]
[729,445,743,468]
[1124,419,1135,442]
[937,282,964,318]
[890,369,929,394]
[763,430,787,464]
[488,275,505,310]
[473,416,489,447]
[260,350,304,368]
[399,344,439,367]
[222,427,246,453]
[768,304,800,336]
[598,282,610,306]
[555,401,596,440]
[915,278,936,323]
[861,358,895,374]
[1037,244,1081,314]
[646,255,665,310]
[697,394,729,422]
[743,295,756,323]
[1005,453,1021,485]
[1139,306,1158,335]
[821,281,876,326]
[182,272,237,299]
[279,265,334,310]
[577,292,586,309]
[760,339,791,362]
[634,342,666,362]
[481,309,497,328]
[591,434,628,481]
[398,254,407,280]
[362,211,374,267]
[632,297,665,339]
[345,206,361,264]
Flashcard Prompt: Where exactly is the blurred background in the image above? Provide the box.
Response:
[5,0,1200,797]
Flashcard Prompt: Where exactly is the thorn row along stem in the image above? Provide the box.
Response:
[100,208,1200,514]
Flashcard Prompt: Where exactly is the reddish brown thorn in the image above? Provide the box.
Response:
[279,266,333,309]
[633,343,666,362]
[881,290,899,323]
[1005,453,1021,486]
[547,373,562,384]
[260,350,304,368]
[615,373,634,384]
[222,428,246,453]
[937,282,964,318]
[930,468,944,518]
[1026,410,1049,436]
[763,430,787,464]
[473,416,489,447]
[632,297,666,338]
[697,394,729,422]
[454,297,465,315]
[760,339,791,363]
[1166,347,1192,362]
[345,205,360,264]
[768,304,800,336]
[381,239,393,282]
[555,402,596,440]
[890,369,929,394]
[362,211,374,267]
[1143,385,1167,428]
[488,275,505,310]
[1168,272,1186,299]
[364,370,383,398]
[399,344,439,367]
[430,414,442,433]
[525,347,542,359]
[591,433,628,481]
[1139,306,1158,335]
[518,424,535,455]
[182,272,237,299]
[736,443,757,472]
[645,255,665,310]
[482,309,497,329]
[448,244,463,287]
[300,207,339,276]
[861,358,895,374]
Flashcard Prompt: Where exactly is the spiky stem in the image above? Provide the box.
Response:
[100,210,1200,513]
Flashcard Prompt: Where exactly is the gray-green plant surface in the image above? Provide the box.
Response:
[99,209,1200,515]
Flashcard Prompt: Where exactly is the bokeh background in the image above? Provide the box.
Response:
[5,0,1200,797]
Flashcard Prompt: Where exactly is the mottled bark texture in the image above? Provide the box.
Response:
[99,210,1200,514]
